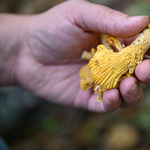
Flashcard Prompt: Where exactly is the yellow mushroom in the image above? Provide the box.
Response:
[79,23,150,102]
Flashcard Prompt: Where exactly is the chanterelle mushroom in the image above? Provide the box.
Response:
[79,23,150,102]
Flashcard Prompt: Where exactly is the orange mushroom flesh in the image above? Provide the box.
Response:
[79,23,150,102]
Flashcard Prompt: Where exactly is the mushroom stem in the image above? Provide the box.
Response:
[130,23,150,54]
[81,50,92,60]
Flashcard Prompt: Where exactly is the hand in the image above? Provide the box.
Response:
[13,0,149,112]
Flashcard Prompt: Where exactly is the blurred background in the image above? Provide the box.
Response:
[0,0,150,150]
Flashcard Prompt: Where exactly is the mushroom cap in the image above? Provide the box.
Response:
[79,64,93,90]
[88,44,143,91]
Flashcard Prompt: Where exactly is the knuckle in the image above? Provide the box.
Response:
[99,7,128,37]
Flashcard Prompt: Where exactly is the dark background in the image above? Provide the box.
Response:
[0,0,150,150]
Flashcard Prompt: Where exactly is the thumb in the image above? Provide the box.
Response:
[71,1,149,38]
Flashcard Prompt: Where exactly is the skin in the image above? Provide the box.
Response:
[0,0,149,113]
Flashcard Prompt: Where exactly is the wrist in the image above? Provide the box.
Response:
[0,13,30,85]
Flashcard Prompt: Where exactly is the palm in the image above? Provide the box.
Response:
[16,7,100,108]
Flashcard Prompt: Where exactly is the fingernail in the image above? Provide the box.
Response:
[114,95,119,103]
[129,84,138,95]
[128,16,149,21]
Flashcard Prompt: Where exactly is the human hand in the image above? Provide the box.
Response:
[12,0,149,112]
